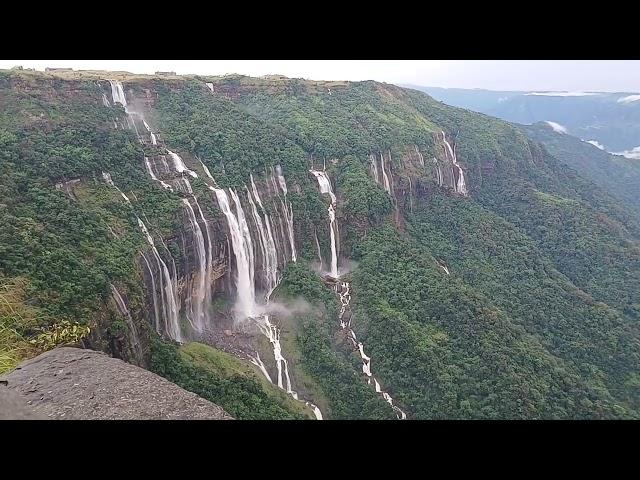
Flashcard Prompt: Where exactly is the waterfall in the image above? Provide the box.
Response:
[140,252,161,332]
[310,170,339,278]
[137,217,182,342]
[102,93,111,107]
[255,315,323,420]
[433,157,444,187]
[441,131,468,196]
[167,150,198,178]
[142,119,157,145]
[274,165,297,263]
[213,188,257,319]
[415,145,425,167]
[200,159,219,187]
[109,80,128,108]
[250,174,279,281]
[182,198,208,333]
[313,227,323,270]
[110,284,143,363]
[101,172,131,203]
[249,352,272,383]
[246,184,279,299]
[214,178,321,419]
[328,205,339,278]
[144,157,173,191]
[193,196,214,328]
[103,169,179,342]
[370,154,380,184]
[206,82,214,93]
[335,282,406,419]
[380,152,393,196]
[102,87,197,342]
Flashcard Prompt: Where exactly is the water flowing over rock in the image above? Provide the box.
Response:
[441,130,468,196]
[110,284,144,365]
[182,198,210,333]
[136,217,182,341]
[335,282,407,419]
[310,169,339,278]
[102,83,320,417]
[274,165,297,263]
[213,188,257,320]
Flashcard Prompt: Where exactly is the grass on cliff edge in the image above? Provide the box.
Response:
[179,342,315,419]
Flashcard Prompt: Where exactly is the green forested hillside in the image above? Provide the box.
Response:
[1,69,639,419]
[522,121,640,216]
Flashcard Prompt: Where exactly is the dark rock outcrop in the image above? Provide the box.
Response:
[0,347,233,420]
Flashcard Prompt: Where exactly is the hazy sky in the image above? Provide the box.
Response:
[1,60,638,92]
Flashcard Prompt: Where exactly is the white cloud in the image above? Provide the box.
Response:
[612,146,640,159]
[526,91,599,97]
[617,95,640,104]
[585,140,605,150]
[545,121,568,134]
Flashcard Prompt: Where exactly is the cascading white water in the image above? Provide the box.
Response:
[142,119,157,145]
[182,198,208,333]
[335,282,406,419]
[370,154,380,184]
[137,217,182,342]
[109,80,128,108]
[246,185,279,299]
[250,175,280,287]
[433,157,444,187]
[214,188,257,319]
[167,150,198,178]
[415,145,425,167]
[200,159,219,187]
[255,315,323,420]
[380,152,393,196]
[441,130,468,196]
[214,178,321,419]
[102,93,111,107]
[206,82,214,93]
[110,284,143,362]
[101,172,131,203]
[144,157,173,191]
[314,227,323,270]
[310,170,339,278]
[328,205,339,278]
[140,252,161,332]
[274,165,297,263]
[249,352,273,383]
[193,196,213,328]
[102,170,182,341]
[103,84,318,415]
[380,153,395,200]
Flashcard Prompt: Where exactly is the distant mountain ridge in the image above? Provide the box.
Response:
[403,85,640,156]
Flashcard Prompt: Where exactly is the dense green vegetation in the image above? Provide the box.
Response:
[277,262,396,419]
[522,122,640,216]
[351,224,634,418]
[149,337,304,419]
[2,69,639,419]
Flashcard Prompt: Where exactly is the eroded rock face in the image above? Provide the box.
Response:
[0,347,232,420]
[0,384,46,420]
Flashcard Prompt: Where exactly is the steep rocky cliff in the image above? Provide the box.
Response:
[1,70,639,419]
[0,347,232,419]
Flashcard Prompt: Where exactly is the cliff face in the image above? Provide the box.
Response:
[0,347,232,420]
[2,70,640,419]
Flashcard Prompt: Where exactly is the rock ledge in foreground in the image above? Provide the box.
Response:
[0,347,233,420]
